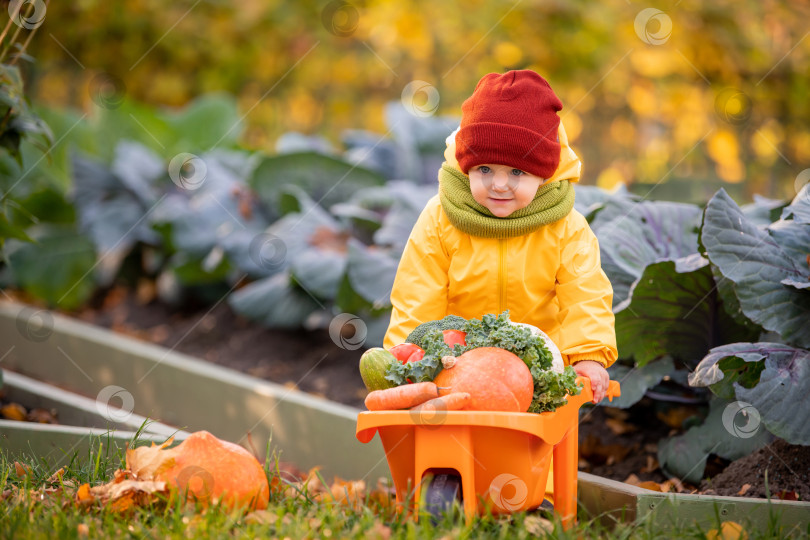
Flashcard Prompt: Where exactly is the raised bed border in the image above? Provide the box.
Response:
[1,300,808,532]
[0,421,177,469]
[1,370,186,438]
[0,300,390,482]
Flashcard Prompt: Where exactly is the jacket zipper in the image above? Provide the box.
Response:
[498,239,507,313]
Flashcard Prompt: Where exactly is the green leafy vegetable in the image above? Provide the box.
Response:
[405,314,467,349]
[386,311,581,413]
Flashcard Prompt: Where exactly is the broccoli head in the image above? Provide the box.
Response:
[405,314,467,349]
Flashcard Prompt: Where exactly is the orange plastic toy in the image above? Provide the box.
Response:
[356,378,620,528]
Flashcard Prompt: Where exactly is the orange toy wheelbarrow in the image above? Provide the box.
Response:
[356,378,620,528]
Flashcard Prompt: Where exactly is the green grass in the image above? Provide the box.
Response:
[0,429,806,540]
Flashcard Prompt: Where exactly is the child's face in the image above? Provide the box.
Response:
[468,164,546,217]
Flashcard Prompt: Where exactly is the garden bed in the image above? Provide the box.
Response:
[1,294,809,533]
[3,286,809,506]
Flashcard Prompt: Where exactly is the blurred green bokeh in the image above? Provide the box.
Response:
[19,0,810,201]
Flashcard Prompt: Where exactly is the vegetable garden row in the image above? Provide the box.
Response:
[3,93,809,486]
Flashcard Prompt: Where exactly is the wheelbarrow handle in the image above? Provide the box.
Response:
[574,377,622,403]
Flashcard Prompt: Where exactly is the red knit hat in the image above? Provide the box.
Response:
[455,70,563,179]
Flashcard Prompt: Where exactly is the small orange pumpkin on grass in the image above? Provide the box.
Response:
[127,430,270,511]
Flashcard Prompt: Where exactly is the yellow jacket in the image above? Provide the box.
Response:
[383,124,617,368]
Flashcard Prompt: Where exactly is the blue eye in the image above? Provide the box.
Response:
[511,169,524,176]
[478,166,491,173]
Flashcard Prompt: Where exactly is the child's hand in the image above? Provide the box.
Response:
[572,360,609,404]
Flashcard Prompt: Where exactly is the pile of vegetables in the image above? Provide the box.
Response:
[358,312,581,413]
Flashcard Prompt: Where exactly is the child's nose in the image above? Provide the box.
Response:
[491,170,511,191]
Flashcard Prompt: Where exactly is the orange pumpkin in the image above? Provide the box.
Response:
[127,430,270,511]
[433,347,533,412]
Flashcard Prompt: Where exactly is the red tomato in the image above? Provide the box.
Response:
[389,343,425,364]
[442,330,467,348]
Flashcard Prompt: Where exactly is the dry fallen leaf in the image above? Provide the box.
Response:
[14,462,31,478]
[776,490,799,501]
[705,520,748,540]
[580,434,632,465]
[366,520,392,540]
[126,438,179,480]
[46,467,66,484]
[135,278,157,305]
[656,406,698,429]
[244,509,276,525]
[2,403,27,421]
[524,515,554,535]
[76,483,95,505]
[91,479,169,512]
[640,455,659,474]
[605,417,637,435]
[624,474,671,493]
[77,523,89,537]
[26,408,59,424]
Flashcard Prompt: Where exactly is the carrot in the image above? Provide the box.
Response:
[364,382,439,411]
[409,392,471,413]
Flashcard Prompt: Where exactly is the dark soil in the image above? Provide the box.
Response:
[7,285,808,500]
[65,285,369,408]
[700,438,810,501]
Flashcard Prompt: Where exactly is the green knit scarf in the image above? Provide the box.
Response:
[438,163,575,238]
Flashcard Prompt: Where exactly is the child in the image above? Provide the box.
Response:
[383,70,617,403]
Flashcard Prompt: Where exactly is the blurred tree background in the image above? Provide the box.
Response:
[18,0,810,200]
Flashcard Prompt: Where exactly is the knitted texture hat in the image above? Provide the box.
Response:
[455,70,563,179]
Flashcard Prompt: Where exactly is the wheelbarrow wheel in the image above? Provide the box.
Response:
[423,473,463,523]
